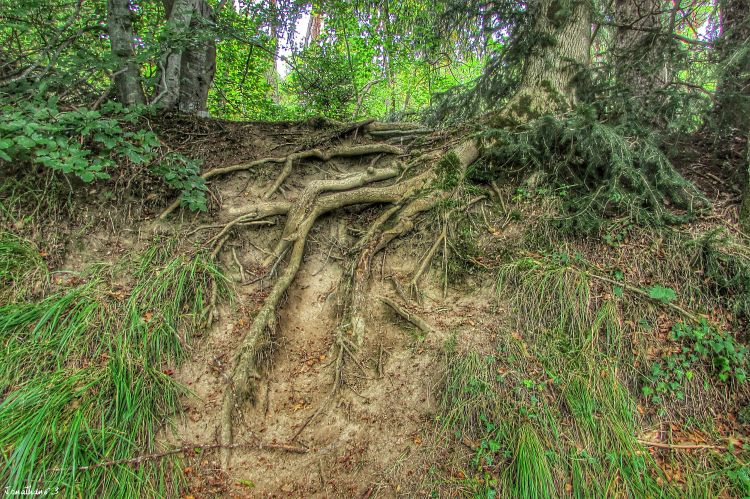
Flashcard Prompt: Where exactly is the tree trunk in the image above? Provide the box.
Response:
[178,0,216,114]
[156,0,216,114]
[715,0,750,136]
[503,0,591,122]
[107,0,145,106]
[264,0,281,104]
[155,0,194,109]
[740,138,750,233]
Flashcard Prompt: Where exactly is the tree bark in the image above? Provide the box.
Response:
[503,0,592,121]
[614,0,671,95]
[156,0,194,110]
[715,0,750,136]
[178,0,216,114]
[107,0,145,106]
[264,0,281,104]
[156,0,216,114]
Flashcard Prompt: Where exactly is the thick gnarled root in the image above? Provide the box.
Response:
[160,143,403,219]
[214,137,480,468]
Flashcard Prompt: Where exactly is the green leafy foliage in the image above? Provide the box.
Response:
[644,320,748,404]
[151,153,207,212]
[0,99,149,182]
[646,285,677,303]
[478,110,707,228]
[0,98,207,211]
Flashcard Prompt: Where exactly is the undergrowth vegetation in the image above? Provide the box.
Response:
[0,231,47,302]
[0,240,228,497]
[0,98,208,212]
[477,112,707,230]
[434,188,750,497]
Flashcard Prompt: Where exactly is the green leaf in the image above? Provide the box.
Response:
[79,172,95,182]
[646,285,677,303]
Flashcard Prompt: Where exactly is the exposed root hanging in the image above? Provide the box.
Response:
[159,143,403,219]
[206,135,481,467]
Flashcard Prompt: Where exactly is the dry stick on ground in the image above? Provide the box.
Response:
[523,256,701,323]
[585,269,700,322]
[637,439,727,451]
[52,441,308,473]
[379,295,436,334]
[159,144,403,219]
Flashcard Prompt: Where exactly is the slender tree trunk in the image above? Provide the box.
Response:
[107,0,145,106]
[503,0,592,121]
[265,0,281,104]
[155,0,194,109]
[178,0,216,114]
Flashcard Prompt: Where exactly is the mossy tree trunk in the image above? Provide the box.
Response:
[503,0,592,122]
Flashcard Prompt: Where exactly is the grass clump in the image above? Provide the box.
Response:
[436,252,682,497]
[506,424,556,499]
[0,231,47,301]
[0,246,228,497]
[689,229,750,319]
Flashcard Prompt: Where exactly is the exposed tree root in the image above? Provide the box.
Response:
[219,168,428,467]
[205,135,481,467]
[331,140,480,385]
[368,129,432,139]
[53,440,308,473]
[263,143,404,200]
[159,143,403,219]
[409,224,446,301]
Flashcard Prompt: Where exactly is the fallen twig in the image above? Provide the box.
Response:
[52,440,308,472]
[379,295,436,335]
[637,439,726,451]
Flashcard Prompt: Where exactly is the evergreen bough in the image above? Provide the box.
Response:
[475,109,707,229]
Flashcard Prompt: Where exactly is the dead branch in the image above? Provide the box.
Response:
[52,440,308,473]
[379,295,436,334]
